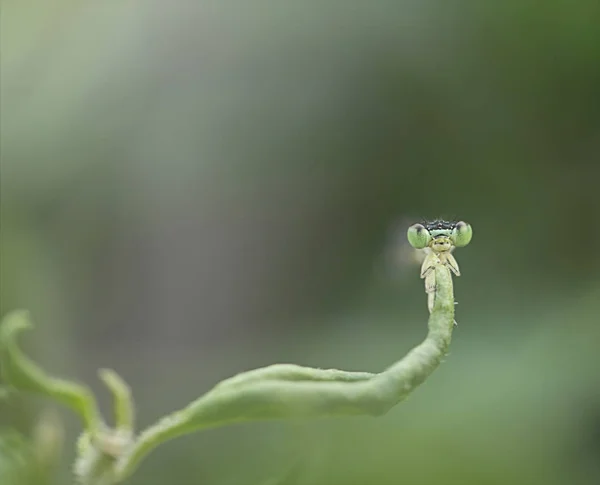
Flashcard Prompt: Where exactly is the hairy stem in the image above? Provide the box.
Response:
[0,261,457,485]
[115,264,455,481]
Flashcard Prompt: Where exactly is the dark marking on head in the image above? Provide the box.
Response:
[424,219,457,231]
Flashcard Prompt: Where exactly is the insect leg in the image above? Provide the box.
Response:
[443,253,461,276]
[424,269,436,313]
[420,252,438,279]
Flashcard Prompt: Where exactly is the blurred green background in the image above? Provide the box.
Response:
[1,1,599,484]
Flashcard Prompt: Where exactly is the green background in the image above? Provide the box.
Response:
[1,1,599,484]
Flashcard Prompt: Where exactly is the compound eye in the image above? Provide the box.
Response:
[407,223,432,249]
[451,221,473,247]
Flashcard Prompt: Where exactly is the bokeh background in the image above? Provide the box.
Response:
[1,1,600,484]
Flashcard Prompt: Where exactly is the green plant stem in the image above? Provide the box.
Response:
[0,311,101,433]
[98,369,135,434]
[115,263,455,481]
[0,262,457,485]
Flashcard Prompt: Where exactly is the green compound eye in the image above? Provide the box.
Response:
[407,223,432,249]
[451,221,472,247]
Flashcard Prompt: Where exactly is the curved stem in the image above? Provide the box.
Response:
[0,311,101,434]
[115,264,455,481]
[0,259,459,485]
[99,369,135,435]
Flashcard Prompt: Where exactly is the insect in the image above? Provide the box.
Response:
[406,220,472,316]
